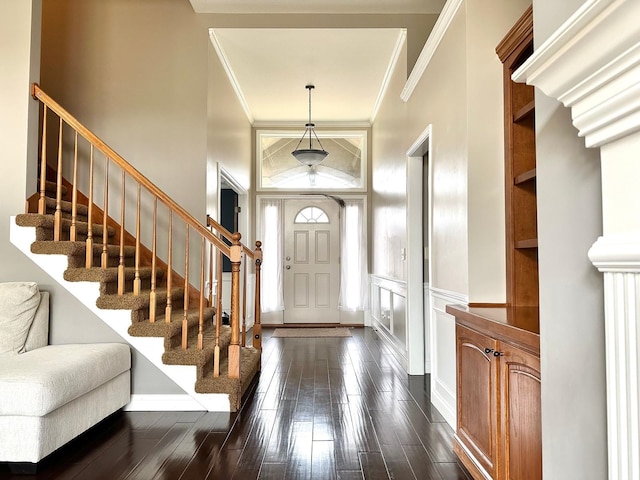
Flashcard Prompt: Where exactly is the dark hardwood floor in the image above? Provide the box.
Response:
[0,327,470,480]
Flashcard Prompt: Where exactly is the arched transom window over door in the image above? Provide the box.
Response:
[294,206,329,224]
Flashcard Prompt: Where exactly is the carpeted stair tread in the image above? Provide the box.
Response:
[127,306,216,338]
[195,347,261,410]
[44,196,89,217]
[97,287,184,311]
[162,324,232,367]
[31,240,136,258]
[16,213,115,237]
[63,266,163,283]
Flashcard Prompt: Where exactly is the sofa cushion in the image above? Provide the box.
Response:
[0,282,40,355]
[0,343,130,416]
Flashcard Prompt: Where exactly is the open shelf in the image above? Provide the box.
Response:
[515,238,538,249]
[497,9,538,308]
[513,100,535,123]
[514,168,536,185]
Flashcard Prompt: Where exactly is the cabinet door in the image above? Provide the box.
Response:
[456,325,499,478]
[499,343,542,480]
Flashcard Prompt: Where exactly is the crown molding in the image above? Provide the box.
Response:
[512,0,640,148]
[495,5,532,63]
[209,29,254,124]
[371,29,407,123]
[400,0,463,102]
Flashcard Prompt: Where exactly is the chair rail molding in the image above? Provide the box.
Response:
[514,1,640,478]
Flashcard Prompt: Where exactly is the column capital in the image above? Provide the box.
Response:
[589,234,640,272]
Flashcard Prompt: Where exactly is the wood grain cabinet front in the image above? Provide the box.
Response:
[453,321,541,480]
[455,325,500,479]
[500,342,542,480]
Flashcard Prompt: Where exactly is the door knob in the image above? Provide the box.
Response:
[286,256,291,261]
[286,265,291,270]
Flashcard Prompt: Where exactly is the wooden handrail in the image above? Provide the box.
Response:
[32,83,231,259]
[206,215,254,260]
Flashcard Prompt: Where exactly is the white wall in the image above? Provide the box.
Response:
[206,40,252,239]
[371,0,530,425]
[532,0,608,478]
[466,0,531,303]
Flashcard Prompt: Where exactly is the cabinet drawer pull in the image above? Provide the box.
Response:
[484,348,494,354]
[493,351,504,357]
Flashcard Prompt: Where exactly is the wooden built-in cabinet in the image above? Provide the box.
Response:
[448,305,541,480]
[496,5,538,307]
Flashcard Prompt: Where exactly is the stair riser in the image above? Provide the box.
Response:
[45,208,89,222]
[165,315,217,350]
[35,227,116,243]
[67,254,135,269]
[130,297,185,323]
[99,275,163,296]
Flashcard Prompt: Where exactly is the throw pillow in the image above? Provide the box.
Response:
[0,282,40,355]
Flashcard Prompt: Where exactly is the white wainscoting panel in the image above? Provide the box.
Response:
[429,287,468,429]
[370,275,408,370]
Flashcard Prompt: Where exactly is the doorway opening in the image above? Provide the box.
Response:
[406,124,433,375]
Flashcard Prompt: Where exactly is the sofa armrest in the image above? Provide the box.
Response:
[24,291,49,351]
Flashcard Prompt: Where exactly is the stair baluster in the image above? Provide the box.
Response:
[149,197,157,322]
[117,170,125,295]
[54,118,63,241]
[101,158,109,269]
[242,253,247,347]
[70,131,79,242]
[165,211,173,322]
[208,242,213,306]
[198,237,205,350]
[133,183,141,296]
[38,104,48,215]
[181,225,189,350]
[85,146,94,268]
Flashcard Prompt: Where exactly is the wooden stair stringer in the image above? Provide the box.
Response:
[10,217,234,412]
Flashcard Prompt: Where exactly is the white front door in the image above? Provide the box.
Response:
[283,198,340,323]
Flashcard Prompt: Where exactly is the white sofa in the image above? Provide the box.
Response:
[0,283,131,467]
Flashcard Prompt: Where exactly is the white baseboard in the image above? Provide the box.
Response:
[124,394,206,411]
[431,379,456,428]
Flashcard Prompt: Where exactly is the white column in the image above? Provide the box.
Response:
[589,237,640,479]
[512,1,640,478]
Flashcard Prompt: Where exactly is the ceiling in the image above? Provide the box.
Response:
[200,1,446,125]
[210,28,407,124]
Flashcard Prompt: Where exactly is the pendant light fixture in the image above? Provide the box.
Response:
[291,84,329,167]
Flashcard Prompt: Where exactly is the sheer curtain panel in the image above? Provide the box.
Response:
[259,199,284,312]
[339,199,368,311]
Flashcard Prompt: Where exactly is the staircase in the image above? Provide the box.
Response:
[10,84,263,412]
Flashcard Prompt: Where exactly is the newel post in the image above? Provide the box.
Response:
[253,241,263,351]
[228,232,242,380]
